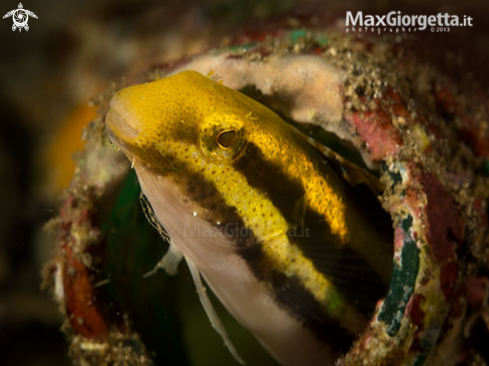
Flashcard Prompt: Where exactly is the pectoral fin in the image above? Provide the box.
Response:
[144,242,183,277]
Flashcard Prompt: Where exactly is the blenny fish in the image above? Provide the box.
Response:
[105,71,394,366]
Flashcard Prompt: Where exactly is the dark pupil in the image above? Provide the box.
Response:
[217,129,237,149]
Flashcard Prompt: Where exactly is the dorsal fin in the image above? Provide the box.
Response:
[302,133,385,196]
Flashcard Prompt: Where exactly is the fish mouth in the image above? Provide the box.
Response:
[105,106,174,173]
[105,106,147,161]
[105,108,140,147]
[105,107,148,169]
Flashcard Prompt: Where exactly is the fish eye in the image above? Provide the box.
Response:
[198,113,245,161]
[217,129,237,149]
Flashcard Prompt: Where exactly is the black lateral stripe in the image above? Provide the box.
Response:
[238,243,356,355]
[164,160,256,247]
[233,141,306,225]
[232,141,390,315]
[291,208,390,316]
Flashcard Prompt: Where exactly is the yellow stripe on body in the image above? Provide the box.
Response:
[252,129,349,242]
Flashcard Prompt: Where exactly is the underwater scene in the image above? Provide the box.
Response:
[1,0,489,365]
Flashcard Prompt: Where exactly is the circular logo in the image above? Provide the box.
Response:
[12,9,28,28]
[3,4,38,32]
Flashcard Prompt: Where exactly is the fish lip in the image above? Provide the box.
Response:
[104,122,123,148]
[105,108,140,142]
[105,108,174,173]
[105,107,144,160]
